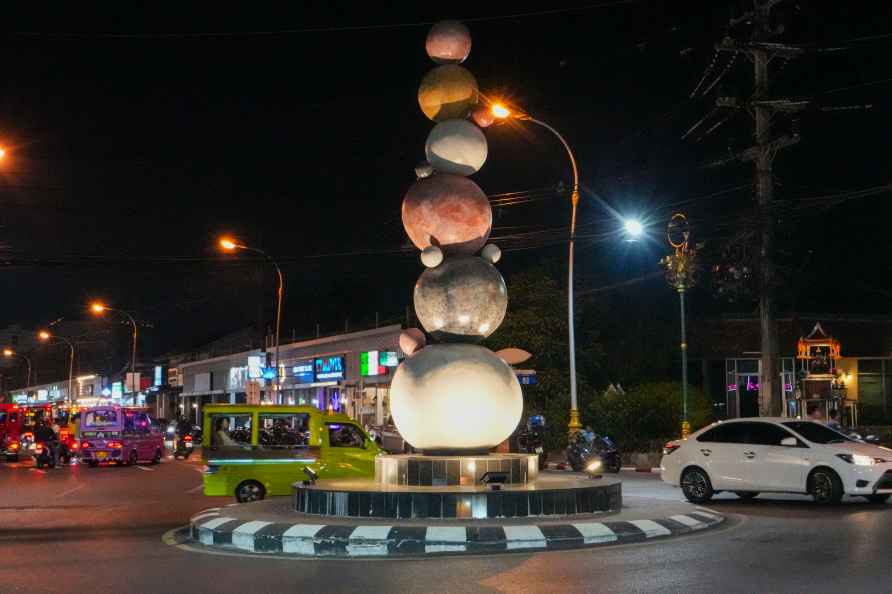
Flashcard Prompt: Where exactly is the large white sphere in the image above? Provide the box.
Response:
[390,344,523,452]
[425,119,488,176]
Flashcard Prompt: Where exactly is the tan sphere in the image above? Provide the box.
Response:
[399,328,427,356]
[401,173,492,255]
[425,20,471,64]
[418,65,478,122]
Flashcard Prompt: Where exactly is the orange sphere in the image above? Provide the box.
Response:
[402,173,491,255]
[425,20,471,64]
[471,107,496,128]
[418,65,478,122]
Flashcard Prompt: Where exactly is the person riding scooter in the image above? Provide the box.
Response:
[174,416,195,459]
[34,419,59,468]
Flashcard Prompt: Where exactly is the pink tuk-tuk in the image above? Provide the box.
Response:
[78,406,164,467]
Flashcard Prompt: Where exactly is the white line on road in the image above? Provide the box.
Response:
[136,465,155,471]
[57,484,85,498]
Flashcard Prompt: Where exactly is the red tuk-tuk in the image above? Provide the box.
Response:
[0,404,25,462]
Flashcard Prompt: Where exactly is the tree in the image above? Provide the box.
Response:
[485,262,601,451]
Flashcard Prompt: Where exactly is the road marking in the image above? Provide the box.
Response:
[425,526,467,553]
[57,484,85,498]
[572,522,617,544]
[136,465,155,471]
[670,514,704,528]
[186,484,204,494]
[232,521,274,551]
[503,525,547,550]
[630,519,672,538]
[282,524,325,555]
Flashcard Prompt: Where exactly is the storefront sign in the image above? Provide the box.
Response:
[380,351,399,367]
[154,365,164,387]
[360,351,384,376]
[515,369,537,385]
[229,366,248,390]
[315,356,345,381]
[37,389,49,401]
[292,362,315,384]
[111,382,123,398]
[247,355,264,379]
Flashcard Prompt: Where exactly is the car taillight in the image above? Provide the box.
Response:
[9,442,19,450]
[81,441,91,449]
[662,442,681,456]
[108,441,122,449]
[184,435,193,442]
[71,442,79,450]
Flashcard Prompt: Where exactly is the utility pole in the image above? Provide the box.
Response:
[715,0,804,416]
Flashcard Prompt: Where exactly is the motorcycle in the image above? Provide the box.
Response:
[174,433,194,460]
[516,415,547,470]
[566,432,621,474]
[33,440,57,469]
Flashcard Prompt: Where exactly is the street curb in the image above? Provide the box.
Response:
[187,507,724,558]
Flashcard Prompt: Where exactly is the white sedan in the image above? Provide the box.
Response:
[661,417,892,504]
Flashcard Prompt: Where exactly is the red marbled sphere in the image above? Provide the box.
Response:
[401,173,492,255]
[425,20,471,64]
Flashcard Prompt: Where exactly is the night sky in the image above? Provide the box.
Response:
[1,1,890,361]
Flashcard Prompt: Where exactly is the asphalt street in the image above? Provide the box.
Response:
[2,455,890,594]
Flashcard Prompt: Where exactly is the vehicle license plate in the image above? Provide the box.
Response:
[97,451,108,460]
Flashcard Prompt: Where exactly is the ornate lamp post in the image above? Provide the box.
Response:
[660,213,699,438]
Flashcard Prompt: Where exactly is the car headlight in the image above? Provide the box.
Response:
[837,453,882,466]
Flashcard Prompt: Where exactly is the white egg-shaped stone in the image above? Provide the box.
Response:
[425,119,488,176]
[481,243,501,263]
[390,344,523,452]
[420,245,444,268]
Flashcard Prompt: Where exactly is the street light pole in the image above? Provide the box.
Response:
[38,332,75,406]
[491,106,583,439]
[3,350,32,389]
[90,304,139,405]
[661,213,698,438]
[219,239,284,403]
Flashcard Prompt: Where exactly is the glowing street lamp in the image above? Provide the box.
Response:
[0,147,6,160]
[490,99,585,439]
[3,348,32,387]
[623,218,644,241]
[37,330,75,405]
[89,302,139,401]
[218,236,284,402]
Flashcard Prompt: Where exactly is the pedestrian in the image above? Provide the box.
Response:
[827,409,843,431]
[50,418,62,467]
[806,404,824,422]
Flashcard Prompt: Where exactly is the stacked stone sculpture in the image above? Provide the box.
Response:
[390,21,523,454]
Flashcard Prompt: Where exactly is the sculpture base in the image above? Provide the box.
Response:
[292,473,621,520]
[376,453,538,487]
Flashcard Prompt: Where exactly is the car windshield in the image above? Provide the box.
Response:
[782,421,852,444]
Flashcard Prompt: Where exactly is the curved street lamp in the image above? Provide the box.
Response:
[37,330,75,406]
[90,302,138,399]
[3,348,32,388]
[490,102,583,439]
[219,236,284,402]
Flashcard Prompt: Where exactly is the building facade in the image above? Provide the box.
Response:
[176,325,404,427]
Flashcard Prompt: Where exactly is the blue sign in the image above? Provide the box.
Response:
[516,370,537,385]
[261,367,277,380]
[292,362,315,384]
[315,356,345,381]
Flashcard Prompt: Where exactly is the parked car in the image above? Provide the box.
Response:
[367,423,415,454]
[661,417,892,504]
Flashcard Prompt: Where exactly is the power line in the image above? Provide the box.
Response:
[9,2,638,40]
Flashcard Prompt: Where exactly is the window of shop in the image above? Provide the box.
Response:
[726,358,795,418]
[259,413,310,446]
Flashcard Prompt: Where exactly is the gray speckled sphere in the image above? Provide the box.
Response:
[414,256,507,341]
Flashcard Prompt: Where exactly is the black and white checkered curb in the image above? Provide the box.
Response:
[188,507,723,557]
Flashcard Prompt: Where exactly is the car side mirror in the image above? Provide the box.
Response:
[780,437,797,447]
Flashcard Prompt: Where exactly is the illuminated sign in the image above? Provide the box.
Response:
[228,366,248,390]
[315,356,345,381]
[360,351,382,376]
[154,366,163,387]
[111,382,123,398]
[380,351,399,367]
[292,362,315,384]
[247,355,264,379]
[37,389,48,402]
[261,367,277,380]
